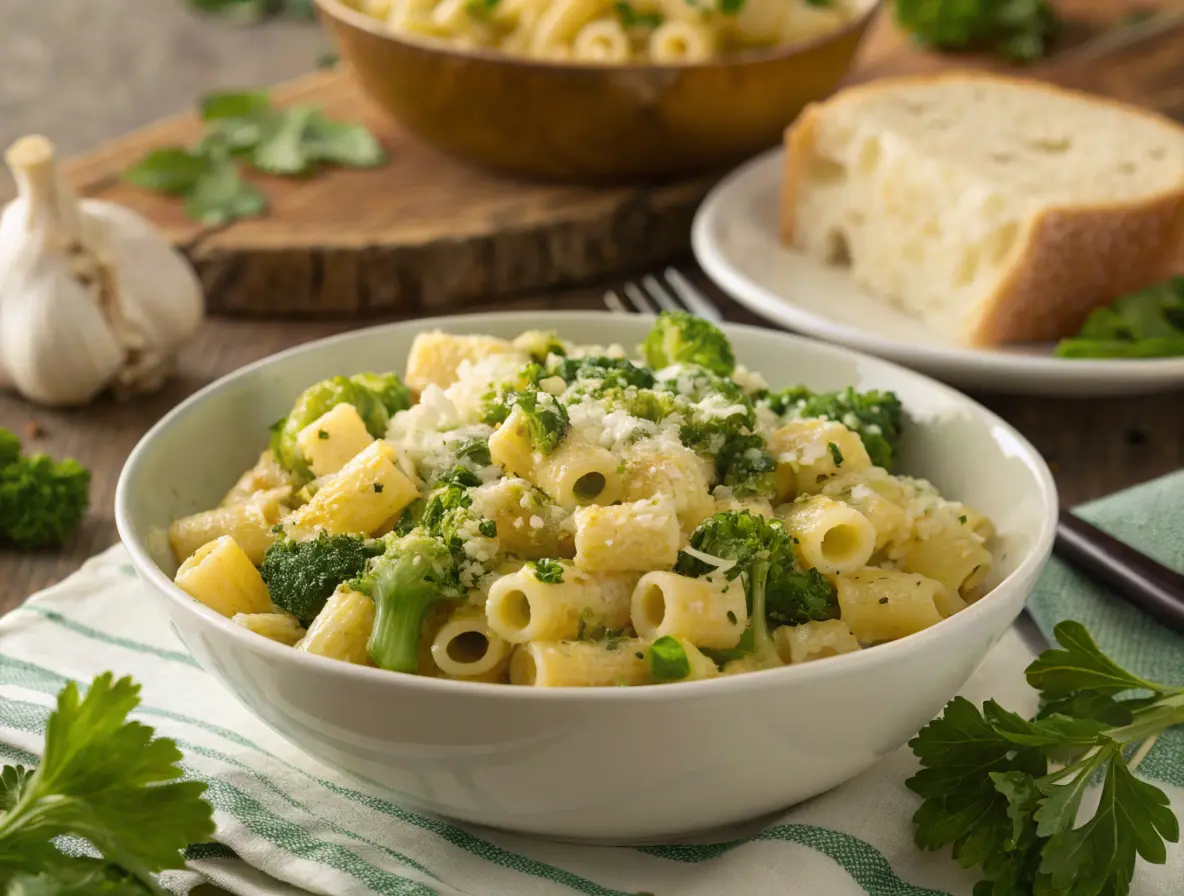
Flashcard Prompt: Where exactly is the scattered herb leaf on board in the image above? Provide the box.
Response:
[908,621,1183,895]
[124,90,387,225]
[1054,276,1184,359]
[894,0,1061,62]
[0,673,216,892]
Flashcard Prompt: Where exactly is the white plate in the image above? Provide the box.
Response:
[692,149,1184,396]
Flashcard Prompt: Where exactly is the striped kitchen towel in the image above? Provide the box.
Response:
[1,471,1182,896]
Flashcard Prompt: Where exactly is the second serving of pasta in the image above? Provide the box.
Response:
[170,313,996,687]
[343,0,865,64]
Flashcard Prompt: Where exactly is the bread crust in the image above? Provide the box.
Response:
[778,72,1184,346]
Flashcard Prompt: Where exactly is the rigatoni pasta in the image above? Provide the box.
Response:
[343,0,866,62]
[168,313,997,686]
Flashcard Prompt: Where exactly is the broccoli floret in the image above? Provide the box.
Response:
[0,428,19,468]
[764,386,904,470]
[269,372,412,479]
[353,533,467,673]
[767,567,838,628]
[643,311,735,376]
[0,452,90,549]
[418,484,499,578]
[482,387,569,454]
[674,510,791,668]
[259,533,383,625]
[895,0,1059,61]
[715,433,778,499]
[551,356,654,391]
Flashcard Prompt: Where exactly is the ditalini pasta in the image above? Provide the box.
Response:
[342,0,866,63]
[169,313,997,686]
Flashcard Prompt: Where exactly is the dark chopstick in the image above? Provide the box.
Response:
[1054,510,1184,635]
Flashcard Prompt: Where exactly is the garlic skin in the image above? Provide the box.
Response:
[0,135,204,406]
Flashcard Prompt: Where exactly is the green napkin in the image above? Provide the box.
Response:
[1026,470,1184,786]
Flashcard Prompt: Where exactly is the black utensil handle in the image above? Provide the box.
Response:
[1054,510,1184,635]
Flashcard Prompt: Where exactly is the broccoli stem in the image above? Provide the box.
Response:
[365,561,437,673]
[746,558,779,666]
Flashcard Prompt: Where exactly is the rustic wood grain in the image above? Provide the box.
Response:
[3,0,1184,609]
[2,70,717,318]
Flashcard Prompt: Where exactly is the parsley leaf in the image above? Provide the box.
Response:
[0,673,215,889]
[126,90,387,224]
[530,559,565,584]
[907,622,1184,896]
[184,162,267,226]
[614,1,663,28]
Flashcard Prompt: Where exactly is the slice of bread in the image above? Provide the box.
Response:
[779,74,1184,346]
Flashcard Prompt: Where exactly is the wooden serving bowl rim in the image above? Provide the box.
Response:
[314,0,884,72]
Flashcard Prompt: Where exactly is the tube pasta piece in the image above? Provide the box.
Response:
[169,487,289,565]
[485,563,624,644]
[899,527,993,595]
[430,605,511,679]
[834,567,946,644]
[780,2,846,42]
[821,472,909,551]
[220,450,292,507]
[404,330,516,392]
[295,403,375,479]
[429,0,469,31]
[284,440,418,538]
[469,478,574,559]
[631,571,747,650]
[573,18,631,61]
[489,406,538,481]
[573,496,679,573]
[233,612,306,646]
[509,638,651,687]
[778,495,876,575]
[714,496,775,519]
[647,19,716,62]
[530,0,612,53]
[298,587,376,665]
[175,535,273,618]
[768,419,871,495]
[773,619,861,665]
[532,440,623,509]
[621,448,714,534]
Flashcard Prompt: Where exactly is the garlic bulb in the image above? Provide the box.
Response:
[0,135,203,406]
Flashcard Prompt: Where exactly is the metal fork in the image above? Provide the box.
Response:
[603,267,724,322]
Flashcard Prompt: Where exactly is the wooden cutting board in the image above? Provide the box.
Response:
[24,0,1184,318]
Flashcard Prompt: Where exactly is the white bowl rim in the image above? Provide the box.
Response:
[115,309,1058,703]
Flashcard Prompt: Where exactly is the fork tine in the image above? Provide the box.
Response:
[623,282,659,314]
[640,275,682,313]
[664,268,724,322]
[603,289,631,314]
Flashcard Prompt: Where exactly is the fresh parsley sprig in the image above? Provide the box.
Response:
[125,90,387,225]
[908,621,1183,895]
[0,673,215,892]
[1054,276,1184,359]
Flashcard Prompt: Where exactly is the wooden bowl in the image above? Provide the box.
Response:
[315,0,881,183]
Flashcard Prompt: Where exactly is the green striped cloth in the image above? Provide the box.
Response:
[2,471,1182,896]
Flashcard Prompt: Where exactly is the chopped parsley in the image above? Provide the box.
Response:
[373,483,384,493]
[648,635,691,681]
[531,558,565,584]
[726,610,738,624]
[317,429,329,440]
[827,442,844,467]
[614,0,663,28]
[959,514,968,524]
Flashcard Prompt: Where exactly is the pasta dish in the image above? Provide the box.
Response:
[342,0,865,64]
[169,314,996,687]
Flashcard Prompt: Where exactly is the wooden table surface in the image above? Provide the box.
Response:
[2,0,1184,610]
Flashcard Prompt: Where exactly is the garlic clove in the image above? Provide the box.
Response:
[84,201,204,357]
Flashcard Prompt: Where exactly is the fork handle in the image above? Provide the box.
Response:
[1054,510,1184,635]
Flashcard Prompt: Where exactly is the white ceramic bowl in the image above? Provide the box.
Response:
[115,311,1058,843]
